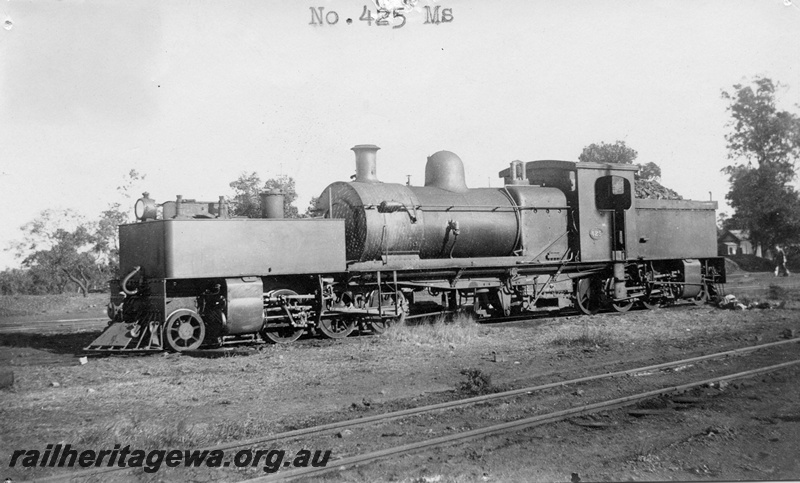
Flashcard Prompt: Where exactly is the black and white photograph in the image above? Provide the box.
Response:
[1,1,800,481]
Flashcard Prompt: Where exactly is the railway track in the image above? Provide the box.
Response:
[34,337,800,482]
[247,359,800,483]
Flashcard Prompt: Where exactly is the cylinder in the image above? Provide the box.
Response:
[352,144,380,183]
[260,190,285,219]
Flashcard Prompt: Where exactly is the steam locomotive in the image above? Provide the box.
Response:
[86,145,725,352]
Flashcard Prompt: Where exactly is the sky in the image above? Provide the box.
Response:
[1,0,799,270]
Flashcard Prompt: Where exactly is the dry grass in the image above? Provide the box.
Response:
[768,284,800,303]
[383,312,480,348]
[77,415,208,449]
[3,285,799,483]
[75,413,279,449]
[551,324,613,349]
[2,351,312,453]
[0,293,107,318]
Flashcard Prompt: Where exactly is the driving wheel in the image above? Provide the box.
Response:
[262,289,305,343]
[318,317,356,339]
[368,291,408,334]
[691,283,708,306]
[605,278,633,313]
[165,309,206,352]
[575,278,602,315]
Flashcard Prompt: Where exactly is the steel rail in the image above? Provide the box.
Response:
[247,358,800,482]
[32,337,800,483]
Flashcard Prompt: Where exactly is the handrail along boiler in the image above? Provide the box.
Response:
[86,145,725,352]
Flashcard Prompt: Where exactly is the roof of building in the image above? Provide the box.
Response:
[720,229,750,242]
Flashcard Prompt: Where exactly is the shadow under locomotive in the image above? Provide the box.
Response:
[85,145,725,353]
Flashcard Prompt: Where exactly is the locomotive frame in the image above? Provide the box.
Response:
[86,145,725,352]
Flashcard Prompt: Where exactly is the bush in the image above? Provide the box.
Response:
[0,269,36,295]
[458,368,493,395]
[726,255,774,272]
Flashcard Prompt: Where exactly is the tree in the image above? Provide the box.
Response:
[95,169,146,277]
[578,140,662,181]
[5,170,146,295]
[17,219,101,296]
[0,268,35,295]
[12,209,84,256]
[721,77,800,248]
[94,206,128,277]
[229,172,263,218]
[229,173,302,218]
[717,212,735,231]
[304,196,320,217]
[578,141,679,199]
[723,164,800,249]
[638,162,661,181]
[722,77,800,181]
[578,140,638,165]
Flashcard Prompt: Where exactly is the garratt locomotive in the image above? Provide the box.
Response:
[86,145,725,352]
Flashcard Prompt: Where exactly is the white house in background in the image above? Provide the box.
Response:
[718,229,762,257]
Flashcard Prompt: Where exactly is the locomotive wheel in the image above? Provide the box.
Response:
[262,326,304,344]
[319,317,355,339]
[371,309,407,334]
[575,278,602,315]
[639,274,661,310]
[369,318,391,335]
[691,283,708,306]
[604,278,633,313]
[640,297,660,310]
[611,299,633,312]
[164,309,206,352]
[262,289,305,344]
[368,291,408,334]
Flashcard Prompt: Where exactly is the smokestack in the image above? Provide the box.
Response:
[352,144,380,183]
[260,190,285,219]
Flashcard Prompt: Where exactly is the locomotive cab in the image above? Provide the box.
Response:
[525,160,638,263]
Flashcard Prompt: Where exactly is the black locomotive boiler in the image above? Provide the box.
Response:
[86,145,725,352]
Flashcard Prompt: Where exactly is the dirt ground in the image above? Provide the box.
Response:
[1,272,800,482]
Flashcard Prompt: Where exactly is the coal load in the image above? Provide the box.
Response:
[635,179,682,200]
